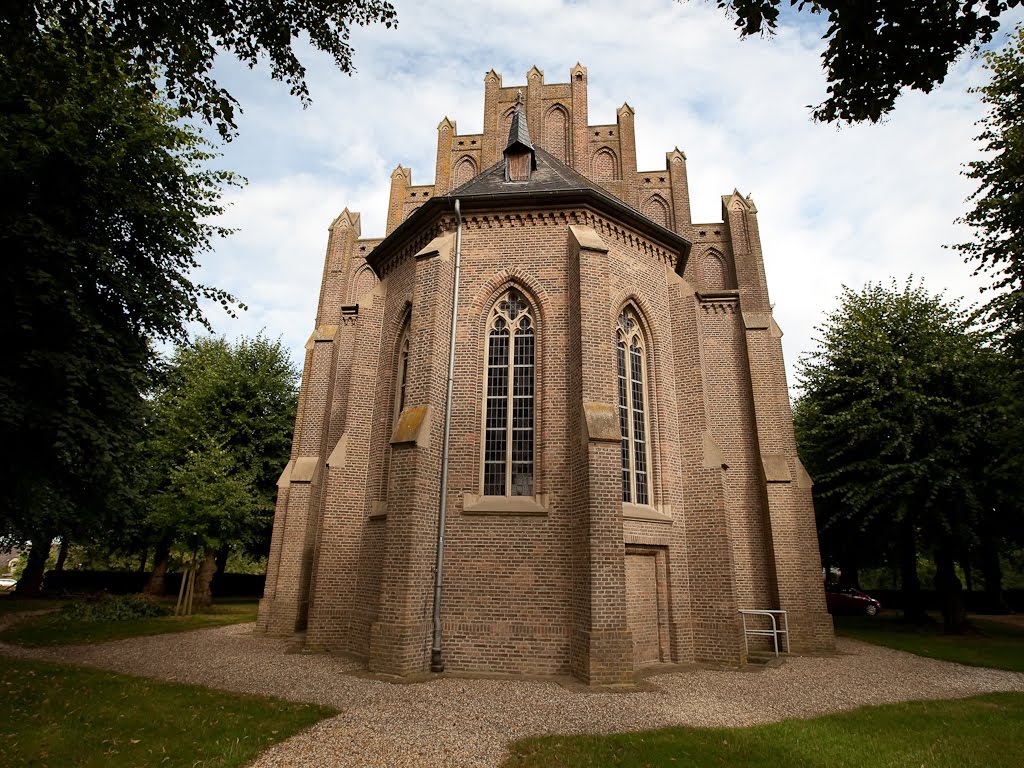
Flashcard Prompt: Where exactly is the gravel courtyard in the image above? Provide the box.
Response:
[3,623,1023,767]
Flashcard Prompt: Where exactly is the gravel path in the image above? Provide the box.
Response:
[3,623,1023,767]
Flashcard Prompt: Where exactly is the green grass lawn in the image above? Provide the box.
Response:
[0,601,258,646]
[504,692,1024,768]
[0,656,334,768]
[834,613,1024,672]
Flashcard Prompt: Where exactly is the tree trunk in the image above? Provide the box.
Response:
[213,546,229,596]
[137,547,148,573]
[15,533,53,597]
[144,541,171,597]
[192,548,217,609]
[979,535,1007,613]
[54,537,69,572]
[838,553,859,588]
[898,517,926,622]
[934,543,968,634]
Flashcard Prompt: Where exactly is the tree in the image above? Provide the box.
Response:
[956,23,1024,359]
[794,280,998,631]
[709,1,1017,123]
[143,335,298,602]
[3,0,397,136]
[953,23,1024,613]
[151,439,261,607]
[0,26,240,595]
[2,0,391,590]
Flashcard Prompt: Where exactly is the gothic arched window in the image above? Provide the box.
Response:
[380,318,411,504]
[393,321,410,423]
[617,306,652,505]
[483,289,535,497]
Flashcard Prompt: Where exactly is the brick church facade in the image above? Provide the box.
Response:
[256,65,834,684]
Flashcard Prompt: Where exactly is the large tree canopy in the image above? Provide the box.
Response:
[3,0,398,135]
[794,280,1001,628]
[1,2,392,590]
[712,1,1019,122]
[956,23,1024,358]
[0,27,240,589]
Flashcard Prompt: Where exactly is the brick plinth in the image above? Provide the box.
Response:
[577,629,635,686]
[368,619,432,676]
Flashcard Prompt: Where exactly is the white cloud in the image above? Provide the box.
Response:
[191,0,1024,390]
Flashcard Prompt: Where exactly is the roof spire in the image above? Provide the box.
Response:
[504,91,536,180]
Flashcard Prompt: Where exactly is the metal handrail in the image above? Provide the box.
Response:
[738,609,789,657]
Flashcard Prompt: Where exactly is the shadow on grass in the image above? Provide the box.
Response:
[833,612,1024,672]
[504,692,1024,768]
[0,655,334,768]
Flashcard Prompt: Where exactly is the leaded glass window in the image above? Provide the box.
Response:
[394,325,410,420]
[483,289,535,496]
[381,321,411,502]
[617,307,651,505]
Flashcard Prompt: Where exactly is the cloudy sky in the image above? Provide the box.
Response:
[192,0,1023,391]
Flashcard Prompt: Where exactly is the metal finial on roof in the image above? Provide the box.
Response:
[505,97,534,155]
[504,93,535,180]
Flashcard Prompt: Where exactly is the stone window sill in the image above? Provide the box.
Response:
[369,500,388,519]
[462,493,549,515]
[623,502,673,523]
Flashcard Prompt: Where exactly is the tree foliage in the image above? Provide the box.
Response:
[3,0,398,135]
[151,439,261,554]
[712,1,1017,122]
[957,23,1024,358]
[2,0,384,590]
[794,280,1000,625]
[0,26,240,577]
[147,336,298,558]
[140,335,296,603]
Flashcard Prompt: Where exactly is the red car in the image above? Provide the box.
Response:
[824,583,881,616]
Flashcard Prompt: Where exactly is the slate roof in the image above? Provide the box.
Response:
[504,108,535,156]
[449,146,618,200]
[445,149,690,256]
[367,142,692,275]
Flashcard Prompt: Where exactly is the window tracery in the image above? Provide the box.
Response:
[617,306,651,505]
[393,322,410,422]
[483,289,535,497]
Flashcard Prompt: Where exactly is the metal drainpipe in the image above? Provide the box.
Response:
[431,198,462,673]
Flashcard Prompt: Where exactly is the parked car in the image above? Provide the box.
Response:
[0,577,16,592]
[824,583,881,616]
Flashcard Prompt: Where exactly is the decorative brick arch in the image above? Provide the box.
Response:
[470,267,550,325]
[700,248,730,290]
[543,104,570,162]
[500,106,515,143]
[453,155,478,189]
[641,194,670,228]
[592,147,620,181]
[608,292,663,383]
[349,262,377,303]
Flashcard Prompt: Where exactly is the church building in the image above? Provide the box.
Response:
[256,65,834,684]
